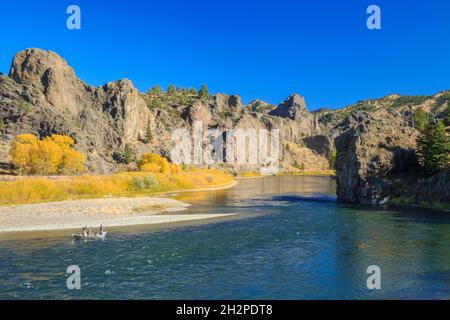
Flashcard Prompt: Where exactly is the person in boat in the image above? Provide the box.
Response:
[99,225,104,235]
[87,228,92,237]
[82,226,88,237]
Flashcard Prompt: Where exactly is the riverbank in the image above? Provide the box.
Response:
[0,170,238,234]
[0,196,239,233]
[0,177,238,234]
[0,169,233,206]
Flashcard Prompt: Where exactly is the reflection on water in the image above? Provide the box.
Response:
[0,176,449,299]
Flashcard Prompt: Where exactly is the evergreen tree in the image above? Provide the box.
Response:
[147,84,160,95]
[413,107,428,132]
[444,104,450,127]
[145,123,153,144]
[167,84,176,95]
[417,121,450,175]
[188,88,197,95]
[123,143,136,164]
[199,84,208,99]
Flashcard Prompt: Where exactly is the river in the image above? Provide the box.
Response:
[0,176,449,299]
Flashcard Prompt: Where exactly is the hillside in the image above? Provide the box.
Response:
[1,48,449,207]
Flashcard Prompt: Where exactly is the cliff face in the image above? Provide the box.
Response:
[0,48,331,174]
[1,49,151,173]
[1,48,448,202]
[332,94,450,205]
[335,109,419,204]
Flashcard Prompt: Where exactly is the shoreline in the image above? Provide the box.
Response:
[0,180,238,235]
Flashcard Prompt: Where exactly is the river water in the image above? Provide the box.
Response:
[0,176,449,299]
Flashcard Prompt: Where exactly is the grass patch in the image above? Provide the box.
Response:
[276,170,336,176]
[388,196,450,212]
[237,171,262,178]
[0,169,233,206]
[418,201,450,211]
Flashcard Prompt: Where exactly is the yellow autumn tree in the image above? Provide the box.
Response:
[138,153,181,174]
[10,134,38,175]
[10,134,85,175]
[32,138,62,175]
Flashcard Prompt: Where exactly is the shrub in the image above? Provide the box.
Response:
[143,175,158,188]
[0,169,233,205]
[328,150,337,169]
[10,134,85,175]
[138,153,182,174]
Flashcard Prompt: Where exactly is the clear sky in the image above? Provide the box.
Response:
[1,0,449,110]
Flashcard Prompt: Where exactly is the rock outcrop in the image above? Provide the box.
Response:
[1,49,152,172]
[0,48,333,174]
[270,94,307,120]
[3,47,447,196]
[335,109,419,204]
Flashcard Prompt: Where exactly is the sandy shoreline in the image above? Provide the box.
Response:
[0,181,239,234]
[0,196,237,233]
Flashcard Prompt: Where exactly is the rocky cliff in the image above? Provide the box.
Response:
[0,49,330,174]
[1,49,152,173]
[332,93,450,205]
[1,48,449,206]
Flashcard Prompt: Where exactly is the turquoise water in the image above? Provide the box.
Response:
[0,176,450,299]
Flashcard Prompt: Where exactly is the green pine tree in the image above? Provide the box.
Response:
[123,143,136,164]
[443,104,450,127]
[188,88,197,95]
[413,107,428,132]
[145,123,153,144]
[147,84,160,95]
[416,121,450,175]
[167,84,176,95]
[199,84,208,99]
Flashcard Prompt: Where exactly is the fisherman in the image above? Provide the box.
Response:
[82,225,88,237]
[99,224,104,235]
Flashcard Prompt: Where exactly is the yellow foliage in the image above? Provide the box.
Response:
[60,148,85,175]
[48,134,75,147]
[140,163,161,173]
[0,169,234,206]
[10,143,34,175]
[138,153,182,174]
[33,139,62,175]
[170,163,182,174]
[15,134,38,145]
[10,133,85,175]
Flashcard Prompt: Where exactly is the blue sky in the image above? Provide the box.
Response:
[1,0,449,110]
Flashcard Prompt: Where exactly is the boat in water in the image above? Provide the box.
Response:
[72,231,108,240]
